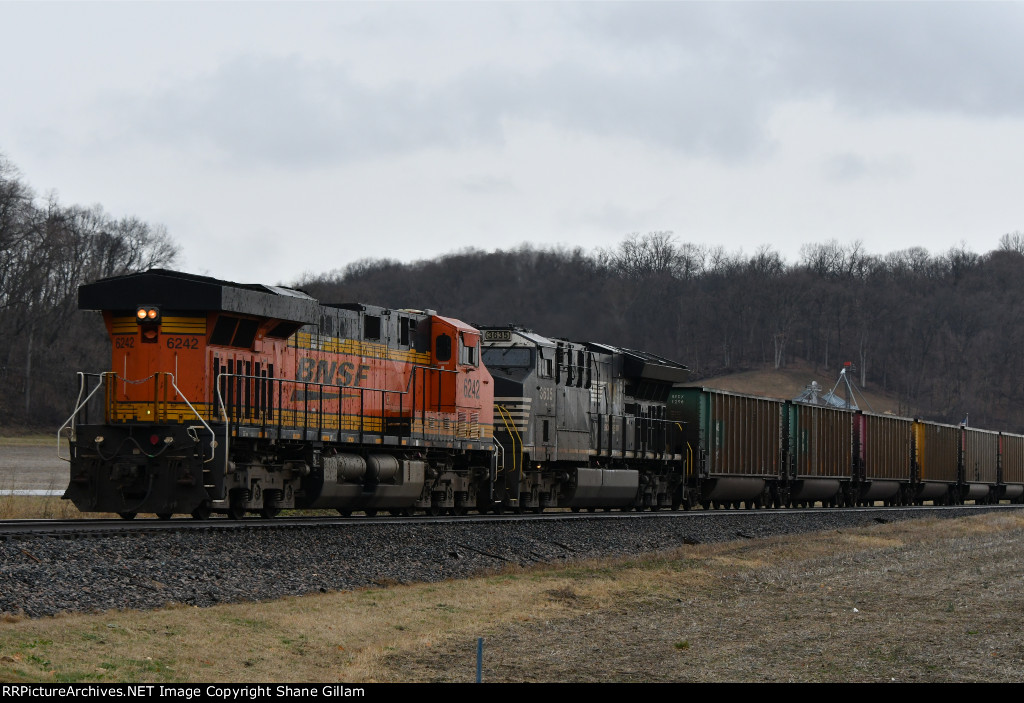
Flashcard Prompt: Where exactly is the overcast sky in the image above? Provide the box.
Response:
[2,1,1023,285]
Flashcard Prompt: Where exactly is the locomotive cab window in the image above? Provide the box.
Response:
[436,333,452,362]
[482,346,533,368]
[537,350,553,378]
[460,333,479,367]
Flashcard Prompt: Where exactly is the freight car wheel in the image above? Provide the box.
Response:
[260,507,281,519]
[191,502,211,520]
[118,512,137,521]
[157,513,172,521]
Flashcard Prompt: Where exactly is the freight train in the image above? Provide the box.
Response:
[59,269,1024,519]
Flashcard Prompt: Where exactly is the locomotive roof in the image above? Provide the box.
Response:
[588,342,690,384]
[78,268,321,324]
[480,325,690,384]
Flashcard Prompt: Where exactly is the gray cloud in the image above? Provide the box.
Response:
[101,3,1024,170]
[582,2,1024,116]
[821,152,914,184]
[122,52,773,168]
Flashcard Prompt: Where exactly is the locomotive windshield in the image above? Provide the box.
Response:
[482,346,533,368]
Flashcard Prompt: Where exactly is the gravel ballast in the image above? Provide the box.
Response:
[0,507,1010,618]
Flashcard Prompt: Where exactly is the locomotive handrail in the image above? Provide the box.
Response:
[163,373,217,464]
[215,372,414,441]
[57,372,108,462]
[494,404,523,477]
[590,413,679,459]
[214,365,470,447]
[58,371,217,464]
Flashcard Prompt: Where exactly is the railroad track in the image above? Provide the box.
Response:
[1,502,1018,539]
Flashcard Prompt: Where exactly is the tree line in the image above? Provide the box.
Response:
[0,156,178,427]
[298,231,1024,433]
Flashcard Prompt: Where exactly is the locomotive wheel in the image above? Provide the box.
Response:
[191,503,211,520]
[156,513,172,521]
[118,512,137,521]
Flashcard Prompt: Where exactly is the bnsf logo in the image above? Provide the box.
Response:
[296,358,370,386]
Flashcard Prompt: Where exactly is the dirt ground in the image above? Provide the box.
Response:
[382,512,1024,682]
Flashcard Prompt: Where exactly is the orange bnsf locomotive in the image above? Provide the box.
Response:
[61,269,494,519]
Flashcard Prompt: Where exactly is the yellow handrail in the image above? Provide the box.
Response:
[494,404,524,478]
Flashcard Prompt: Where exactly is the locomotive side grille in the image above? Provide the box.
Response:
[214,354,275,423]
[495,397,531,434]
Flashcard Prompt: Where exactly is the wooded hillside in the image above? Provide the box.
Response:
[4,153,1023,434]
[298,232,1024,433]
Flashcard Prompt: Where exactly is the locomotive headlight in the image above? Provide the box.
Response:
[136,306,161,324]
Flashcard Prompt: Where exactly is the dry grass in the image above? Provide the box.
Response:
[0,513,1022,682]
[0,494,83,520]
